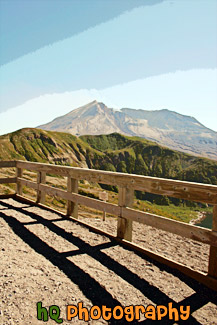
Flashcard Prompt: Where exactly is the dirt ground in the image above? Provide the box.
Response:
[0,198,217,324]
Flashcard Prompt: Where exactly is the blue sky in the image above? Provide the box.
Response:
[0,0,217,134]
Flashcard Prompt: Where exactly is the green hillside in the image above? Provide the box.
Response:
[0,128,216,187]
[80,133,217,185]
[0,128,100,166]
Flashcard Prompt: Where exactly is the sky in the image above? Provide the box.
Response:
[0,0,217,135]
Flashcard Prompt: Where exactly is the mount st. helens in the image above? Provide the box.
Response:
[38,101,217,160]
[0,128,216,187]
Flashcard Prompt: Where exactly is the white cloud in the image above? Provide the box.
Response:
[0,69,216,135]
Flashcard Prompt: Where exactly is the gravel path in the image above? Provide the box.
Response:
[0,198,217,324]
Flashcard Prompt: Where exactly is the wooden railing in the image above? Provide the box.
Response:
[0,160,217,290]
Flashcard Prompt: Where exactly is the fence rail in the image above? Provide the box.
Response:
[1,160,217,290]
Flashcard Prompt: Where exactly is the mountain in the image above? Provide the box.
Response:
[0,128,217,188]
[38,101,130,136]
[38,101,217,160]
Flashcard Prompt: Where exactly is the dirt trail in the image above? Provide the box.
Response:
[0,198,217,324]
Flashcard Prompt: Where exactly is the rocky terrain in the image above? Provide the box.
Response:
[1,198,217,324]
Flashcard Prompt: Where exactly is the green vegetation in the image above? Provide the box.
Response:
[0,128,216,224]
[0,128,96,166]
[1,129,216,186]
[80,133,217,185]
[133,199,212,224]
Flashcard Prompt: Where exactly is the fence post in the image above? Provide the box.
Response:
[117,186,134,241]
[16,166,23,196]
[208,205,217,278]
[67,177,78,218]
[36,171,46,204]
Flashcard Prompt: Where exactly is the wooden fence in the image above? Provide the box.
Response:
[0,160,217,290]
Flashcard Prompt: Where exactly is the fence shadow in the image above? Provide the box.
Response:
[1,199,217,324]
